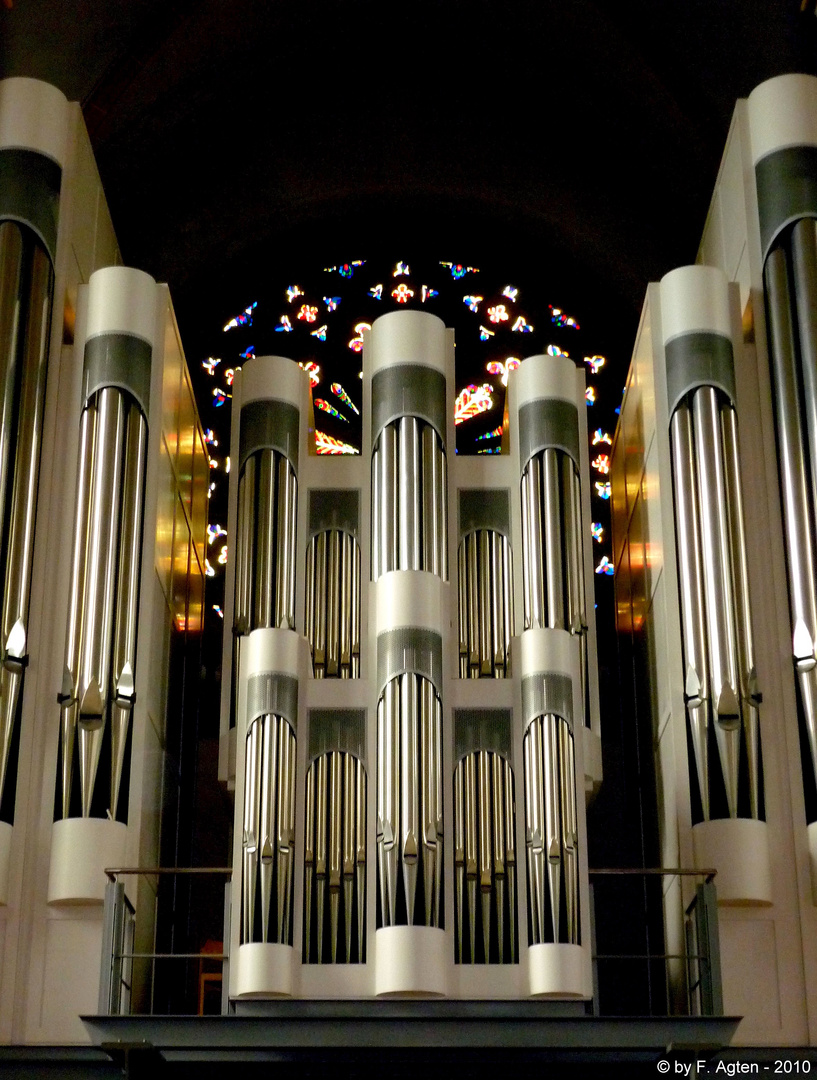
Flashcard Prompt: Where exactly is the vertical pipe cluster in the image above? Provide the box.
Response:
[457,530,513,678]
[453,750,516,963]
[303,751,366,962]
[376,672,443,928]
[241,714,296,945]
[661,266,761,822]
[522,712,578,945]
[305,530,360,677]
[371,417,446,580]
[764,227,817,794]
[521,449,586,646]
[0,221,53,811]
[58,268,154,822]
[234,447,297,635]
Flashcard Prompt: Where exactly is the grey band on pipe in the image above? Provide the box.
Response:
[454,708,512,763]
[308,709,366,764]
[239,398,300,474]
[518,398,580,472]
[0,148,61,264]
[83,333,153,420]
[521,672,574,732]
[308,488,360,540]
[755,146,817,263]
[376,626,443,698]
[458,488,510,539]
[246,671,299,732]
[371,364,447,448]
[665,331,736,417]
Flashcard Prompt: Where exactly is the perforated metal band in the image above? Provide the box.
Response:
[239,398,300,474]
[83,333,153,419]
[665,331,736,417]
[246,671,298,731]
[376,626,443,698]
[521,672,574,732]
[518,398,580,472]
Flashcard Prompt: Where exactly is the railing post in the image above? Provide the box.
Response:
[693,881,723,1016]
[98,879,126,1015]
[221,881,231,1015]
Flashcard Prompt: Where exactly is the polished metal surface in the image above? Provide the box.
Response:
[454,749,517,963]
[304,750,366,963]
[457,530,512,679]
[669,403,711,820]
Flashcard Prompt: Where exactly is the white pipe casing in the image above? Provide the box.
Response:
[0,77,69,165]
[369,310,447,377]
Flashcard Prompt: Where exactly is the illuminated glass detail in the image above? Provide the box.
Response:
[297,304,318,323]
[479,326,495,341]
[591,522,604,542]
[592,428,612,445]
[477,447,500,454]
[204,428,218,446]
[205,559,215,578]
[501,285,518,302]
[455,383,494,424]
[392,283,414,303]
[209,458,218,470]
[463,295,483,312]
[585,354,606,374]
[369,284,383,300]
[487,304,509,324]
[421,285,439,302]
[316,430,359,455]
[511,316,533,333]
[595,556,614,576]
[311,325,328,341]
[337,261,365,278]
[442,262,479,279]
[275,315,293,332]
[299,360,321,386]
[547,344,569,357]
[218,545,228,565]
[549,305,580,330]
[286,285,303,303]
[592,454,610,475]
[323,296,341,311]
[595,481,611,499]
[238,346,255,360]
[223,301,257,332]
[486,357,520,386]
[586,387,596,405]
[207,523,227,545]
[331,382,360,415]
[213,605,224,619]
[315,398,349,422]
[393,261,410,276]
[212,388,228,407]
[202,357,221,375]
[476,425,503,441]
[348,322,371,352]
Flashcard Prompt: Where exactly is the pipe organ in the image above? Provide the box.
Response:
[611,74,817,1044]
[0,77,208,1041]
[223,311,603,1000]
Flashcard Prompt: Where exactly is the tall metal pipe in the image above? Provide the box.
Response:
[669,403,712,819]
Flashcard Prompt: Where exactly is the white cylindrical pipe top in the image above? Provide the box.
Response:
[242,626,301,682]
[375,570,444,635]
[748,73,817,165]
[0,77,69,167]
[239,355,306,411]
[660,265,732,345]
[518,626,579,684]
[513,353,579,409]
[368,310,447,376]
[85,266,158,345]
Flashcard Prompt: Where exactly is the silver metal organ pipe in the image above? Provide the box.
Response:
[765,246,817,685]
[0,232,52,807]
[454,749,518,963]
[522,714,578,946]
[457,530,512,678]
[304,750,367,963]
[376,674,442,929]
[669,403,712,820]
[305,528,361,679]
[241,711,296,947]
